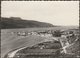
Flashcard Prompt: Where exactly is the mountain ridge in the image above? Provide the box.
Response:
[1,17,55,29]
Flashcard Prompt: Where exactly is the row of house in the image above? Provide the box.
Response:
[11,28,79,39]
[11,30,53,37]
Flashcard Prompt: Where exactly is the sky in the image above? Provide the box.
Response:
[1,1,79,26]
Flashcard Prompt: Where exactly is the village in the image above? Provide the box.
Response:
[11,28,79,38]
[4,28,79,58]
[10,28,79,54]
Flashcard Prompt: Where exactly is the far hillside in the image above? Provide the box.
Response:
[1,17,55,29]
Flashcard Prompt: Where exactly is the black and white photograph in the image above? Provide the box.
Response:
[1,1,79,58]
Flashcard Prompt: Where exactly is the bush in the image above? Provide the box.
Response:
[52,30,62,37]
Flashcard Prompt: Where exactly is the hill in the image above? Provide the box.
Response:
[1,17,54,29]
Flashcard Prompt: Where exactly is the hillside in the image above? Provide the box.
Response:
[1,17,54,29]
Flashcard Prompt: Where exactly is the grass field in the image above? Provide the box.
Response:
[1,26,78,58]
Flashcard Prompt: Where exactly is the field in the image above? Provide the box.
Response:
[1,26,78,58]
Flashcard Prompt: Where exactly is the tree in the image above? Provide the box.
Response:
[52,30,62,37]
[69,31,73,34]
